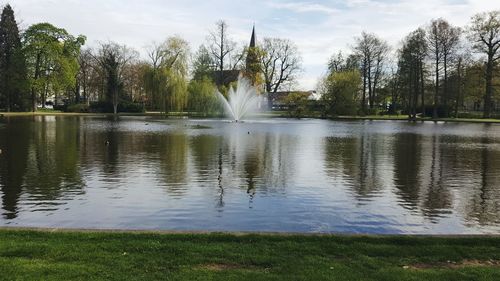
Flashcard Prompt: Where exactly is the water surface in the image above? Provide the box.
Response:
[0,116,499,234]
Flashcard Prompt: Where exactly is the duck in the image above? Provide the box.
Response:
[104,140,110,146]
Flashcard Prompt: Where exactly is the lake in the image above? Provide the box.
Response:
[0,116,499,234]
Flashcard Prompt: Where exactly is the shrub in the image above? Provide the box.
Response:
[284,92,310,118]
[320,71,361,116]
[89,101,144,113]
[118,101,144,113]
[66,103,89,113]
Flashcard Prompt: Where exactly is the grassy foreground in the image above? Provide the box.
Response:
[0,229,499,280]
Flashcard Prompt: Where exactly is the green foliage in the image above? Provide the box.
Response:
[65,103,89,113]
[118,101,145,113]
[0,5,29,111]
[244,46,264,87]
[165,70,188,112]
[22,22,85,111]
[192,45,213,81]
[283,92,309,118]
[188,76,221,116]
[320,71,361,116]
[88,101,144,113]
[144,36,190,113]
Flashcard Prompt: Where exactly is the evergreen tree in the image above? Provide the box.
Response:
[0,4,29,111]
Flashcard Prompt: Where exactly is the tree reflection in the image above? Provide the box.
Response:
[323,132,385,202]
[23,116,84,201]
[421,134,452,221]
[393,133,422,210]
[464,135,500,225]
[0,116,85,218]
[0,117,32,219]
[157,133,189,195]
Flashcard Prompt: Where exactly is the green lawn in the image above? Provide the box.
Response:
[0,229,499,280]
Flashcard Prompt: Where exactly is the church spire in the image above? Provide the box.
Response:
[249,24,256,48]
[245,25,261,88]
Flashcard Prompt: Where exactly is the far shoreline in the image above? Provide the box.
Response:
[2,111,500,124]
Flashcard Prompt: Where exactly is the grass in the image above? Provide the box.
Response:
[0,229,499,280]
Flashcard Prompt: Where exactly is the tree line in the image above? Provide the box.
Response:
[320,11,500,119]
[0,6,302,114]
[2,4,499,119]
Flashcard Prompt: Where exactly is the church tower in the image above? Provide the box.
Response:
[245,25,262,89]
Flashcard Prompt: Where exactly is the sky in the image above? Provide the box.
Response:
[6,0,500,90]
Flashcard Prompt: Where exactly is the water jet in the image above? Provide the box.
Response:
[217,76,261,122]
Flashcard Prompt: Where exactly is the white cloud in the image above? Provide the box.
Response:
[267,1,339,15]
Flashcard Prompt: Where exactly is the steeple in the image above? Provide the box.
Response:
[249,24,256,48]
[245,25,261,87]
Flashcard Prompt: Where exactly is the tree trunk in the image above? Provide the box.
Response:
[420,60,425,118]
[367,61,373,109]
[484,53,494,118]
[455,59,462,118]
[6,79,10,112]
[266,83,273,109]
[433,54,439,119]
[31,53,41,112]
[362,61,367,113]
[443,54,448,117]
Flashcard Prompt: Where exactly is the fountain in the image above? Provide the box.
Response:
[217,76,261,122]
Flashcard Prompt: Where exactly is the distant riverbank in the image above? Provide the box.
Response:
[2,111,500,124]
[0,228,498,280]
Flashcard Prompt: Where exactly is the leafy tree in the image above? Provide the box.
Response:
[284,92,309,118]
[320,71,361,116]
[244,45,264,88]
[187,76,220,115]
[468,11,500,118]
[463,63,486,110]
[192,45,214,81]
[22,23,85,111]
[0,4,29,111]
[144,36,190,113]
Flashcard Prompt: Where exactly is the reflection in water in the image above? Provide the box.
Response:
[393,133,422,210]
[0,116,499,234]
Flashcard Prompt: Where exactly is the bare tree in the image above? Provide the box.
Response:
[427,19,445,118]
[260,37,302,108]
[94,42,138,114]
[206,20,237,85]
[354,32,390,112]
[76,48,93,105]
[426,19,461,117]
[468,11,500,118]
[398,28,427,120]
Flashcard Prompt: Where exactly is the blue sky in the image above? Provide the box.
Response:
[7,0,500,89]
